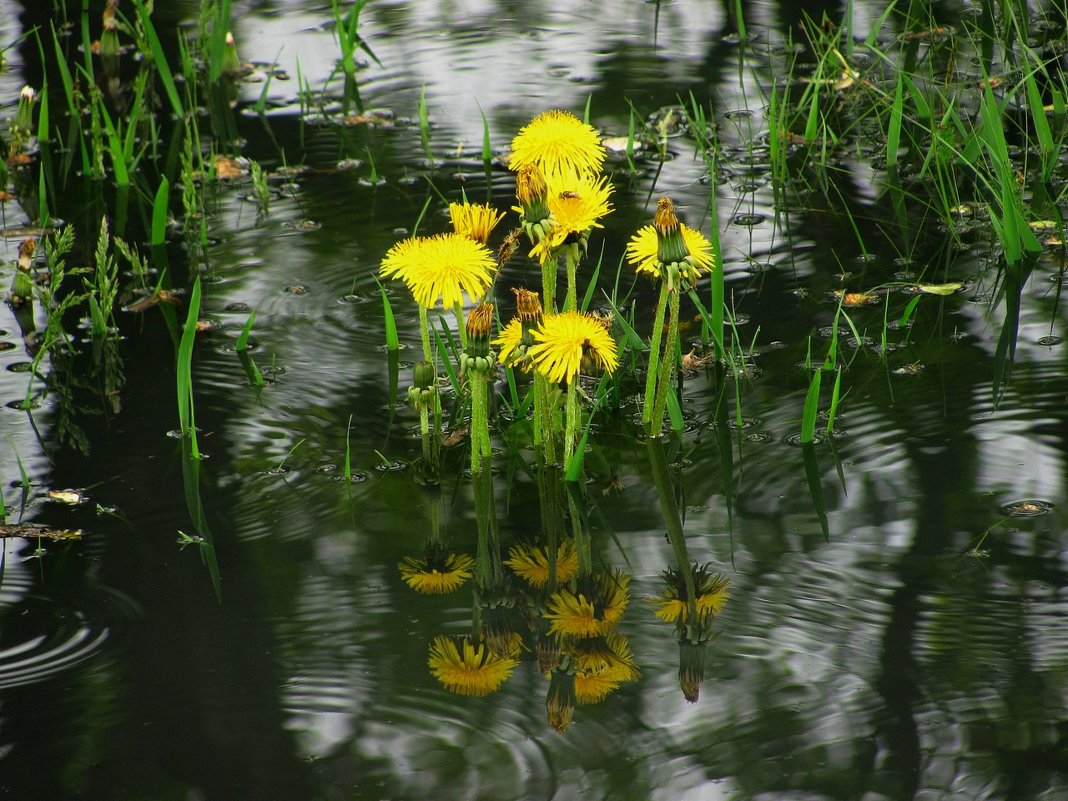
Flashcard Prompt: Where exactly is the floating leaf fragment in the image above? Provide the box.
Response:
[0,524,84,541]
[915,282,963,296]
[213,155,247,180]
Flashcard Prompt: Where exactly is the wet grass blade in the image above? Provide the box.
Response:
[151,177,170,246]
[825,367,842,434]
[132,0,185,118]
[800,368,821,444]
[418,85,434,166]
[375,278,399,351]
[177,278,202,459]
[208,0,233,84]
[886,72,904,171]
[236,310,256,351]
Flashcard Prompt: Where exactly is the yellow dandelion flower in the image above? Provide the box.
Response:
[527,311,619,385]
[649,566,729,624]
[428,635,519,696]
[544,571,630,639]
[528,174,614,264]
[625,224,715,283]
[450,202,505,244]
[509,109,606,178]
[380,233,497,309]
[505,540,579,588]
[398,551,475,594]
[492,317,527,368]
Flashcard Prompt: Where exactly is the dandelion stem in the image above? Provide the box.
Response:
[418,305,433,364]
[643,281,670,426]
[470,372,490,474]
[564,247,577,312]
[563,381,580,474]
[542,252,557,312]
[650,287,681,436]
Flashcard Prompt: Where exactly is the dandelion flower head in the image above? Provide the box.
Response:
[527,311,619,385]
[380,233,497,309]
[509,109,606,179]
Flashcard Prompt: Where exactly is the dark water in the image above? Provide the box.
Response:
[1,0,1067,799]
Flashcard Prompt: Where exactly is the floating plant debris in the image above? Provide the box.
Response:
[0,524,83,541]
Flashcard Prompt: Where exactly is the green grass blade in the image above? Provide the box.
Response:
[236,309,256,351]
[133,0,185,118]
[98,101,129,187]
[886,72,904,171]
[177,277,202,458]
[151,177,170,245]
[376,278,399,351]
[825,368,842,433]
[800,369,822,444]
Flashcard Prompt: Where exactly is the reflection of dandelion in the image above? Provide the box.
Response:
[546,668,576,732]
[428,635,519,696]
[506,540,579,588]
[649,565,729,624]
[398,551,475,594]
[545,571,630,639]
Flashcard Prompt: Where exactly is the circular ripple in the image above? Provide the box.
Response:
[0,578,138,690]
[999,499,1053,517]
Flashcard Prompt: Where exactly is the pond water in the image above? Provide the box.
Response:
[1,0,1067,799]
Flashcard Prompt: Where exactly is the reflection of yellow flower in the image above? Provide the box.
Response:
[428,635,519,696]
[625,224,715,283]
[506,540,579,588]
[450,202,505,244]
[528,174,614,263]
[572,634,639,681]
[649,567,729,623]
[546,668,576,732]
[509,109,605,178]
[398,552,475,594]
[545,571,630,639]
[527,311,618,385]
[571,635,638,703]
[380,233,496,309]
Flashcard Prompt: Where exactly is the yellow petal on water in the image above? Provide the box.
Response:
[916,282,963,296]
[48,489,86,504]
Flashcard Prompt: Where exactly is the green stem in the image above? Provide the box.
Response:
[643,281,670,426]
[563,381,580,474]
[535,373,557,464]
[542,253,557,312]
[470,372,488,473]
[418,305,433,364]
[650,287,681,436]
[564,247,577,312]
